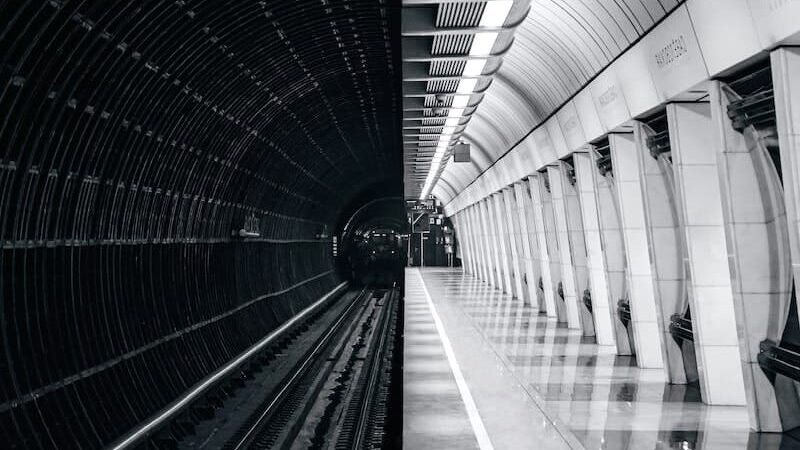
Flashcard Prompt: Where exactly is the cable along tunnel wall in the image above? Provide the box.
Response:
[0,0,401,448]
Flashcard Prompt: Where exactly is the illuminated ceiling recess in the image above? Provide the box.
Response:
[401,0,529,200]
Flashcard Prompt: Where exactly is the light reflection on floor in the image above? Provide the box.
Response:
[415,268,800,450]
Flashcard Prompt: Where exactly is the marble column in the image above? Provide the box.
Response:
[503,187,527,301]
[563,162,594,337]
[514,181,538,306]
[540,172,567,322]
[478,199,498,287]
[668,101,746,405]
[766,43,800,432]
[469,205,487,282]
[466,207,480,277]
[547,165,582,330]
[476,204,492,284]
[521,178,547,313]
[528,174,558,318]
[609,132,665,369]
[499,188,521,298]
[573,152,617,348]
[633,121,690,384]
[774,48,800,328]
[454,212,470,274]
[491,192,514,294]
[590,145,632,355]
[488,194,507,292]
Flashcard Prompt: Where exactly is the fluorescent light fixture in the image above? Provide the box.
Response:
[451,95,470,108]
[479,1,513,27]
[456,78,478,94]
[470,32,498,56]
[445,117,460,127]
[448,108,465,118]
[463,59,486,77]
[419,5,512,200]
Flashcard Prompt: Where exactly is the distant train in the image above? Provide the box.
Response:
[348,228,405,287]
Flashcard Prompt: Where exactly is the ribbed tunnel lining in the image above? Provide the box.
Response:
[0,1,401,447]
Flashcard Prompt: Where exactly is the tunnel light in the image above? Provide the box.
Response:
[479,1,513,27]
[456,78,478,94]
[445,117,460,127]
[469,32,498,56]
[463,59,487,77]
[421,3,511,201]
[448,108,465,118]
[451,95,470,108]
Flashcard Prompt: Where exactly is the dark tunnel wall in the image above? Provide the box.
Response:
[0,1,401,447]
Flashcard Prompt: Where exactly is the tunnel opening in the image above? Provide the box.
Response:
[334,182,407,289]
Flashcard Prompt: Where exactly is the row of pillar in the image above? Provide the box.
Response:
[452,47,800,432]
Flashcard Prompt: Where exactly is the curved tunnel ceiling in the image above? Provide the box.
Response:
[433,0,682,203]
[0,1,400,447]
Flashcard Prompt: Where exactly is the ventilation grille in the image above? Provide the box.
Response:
[436,2,486,28]
[421,118,446,126]
[426,79,459,93]
[431,34,473,55]
[423,109,448,117]
[420,126,444,134]
[424,95,453,107]
[429,60,466,76]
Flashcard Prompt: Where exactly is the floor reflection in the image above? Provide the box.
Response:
[420,269,800,450]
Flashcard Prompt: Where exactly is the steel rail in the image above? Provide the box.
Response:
[229,287,369,450]
[109,281,349,450]
[352,290,396,449]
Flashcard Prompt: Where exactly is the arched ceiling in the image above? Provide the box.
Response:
[0,1,401,447]
[432,0,682,203]
[1,0,402,232]
[401,0,530,199]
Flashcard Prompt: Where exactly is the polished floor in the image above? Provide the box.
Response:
[402,267,800,450]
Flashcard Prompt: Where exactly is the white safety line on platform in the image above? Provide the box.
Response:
[414,269,494,450]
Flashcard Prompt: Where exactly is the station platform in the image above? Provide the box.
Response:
[402,268,796,450]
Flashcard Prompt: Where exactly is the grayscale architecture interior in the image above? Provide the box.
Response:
[1,1,800,449]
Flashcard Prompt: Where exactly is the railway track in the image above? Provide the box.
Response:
[137,286,401,450]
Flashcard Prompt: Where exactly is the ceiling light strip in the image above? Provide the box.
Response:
[419,2,513,199]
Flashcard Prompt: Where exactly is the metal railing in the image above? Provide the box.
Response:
[617,299,631,325]
[727,89,775,133]
[758,339,800,382]
[582,289,592,313]
[669,314,694,342]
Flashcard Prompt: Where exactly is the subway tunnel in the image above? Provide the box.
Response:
[0,1,403,448]
[3,1,800,449]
